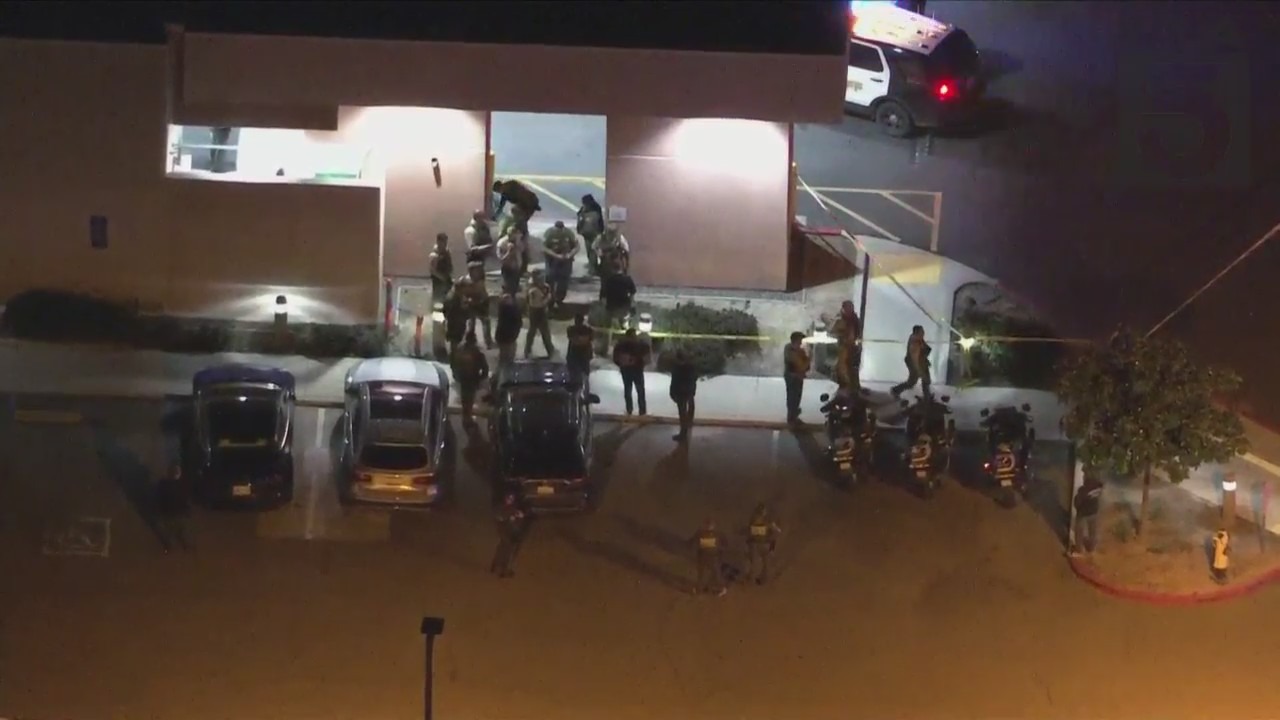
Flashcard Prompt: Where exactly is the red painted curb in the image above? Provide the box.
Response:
[1067,554,1280,606]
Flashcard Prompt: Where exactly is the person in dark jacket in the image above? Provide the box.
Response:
[566,313,595,388]
[490,493,529,579]
[576,194,606,275]
[494,290,523,369]
[890,325,932,399]
[155,462,192,552]
[442,286,468,358]
[493,178,542,224]
[612,328,649,416]
[668,349,698,442]
[428,232,453,301]
[601,271,636,329]
[451,331,489,427]
[1069,475,1103,555]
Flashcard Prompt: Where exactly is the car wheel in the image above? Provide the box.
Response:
[874,100,915,138]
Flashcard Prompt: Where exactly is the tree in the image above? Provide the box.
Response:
[1056,329,1249,537]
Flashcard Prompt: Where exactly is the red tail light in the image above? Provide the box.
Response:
[355,473,373,483]
[412,474,434,486]
[935,81,954,100]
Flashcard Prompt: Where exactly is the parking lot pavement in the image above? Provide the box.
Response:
[9,396,1280,719]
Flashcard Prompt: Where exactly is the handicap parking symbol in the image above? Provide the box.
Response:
[42,517,112,557]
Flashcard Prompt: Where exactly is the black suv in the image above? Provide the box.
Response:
[488,360,601,512]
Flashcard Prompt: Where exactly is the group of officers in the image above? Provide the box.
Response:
[492,494,784,597]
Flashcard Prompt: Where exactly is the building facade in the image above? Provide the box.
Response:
[0,30,844,323]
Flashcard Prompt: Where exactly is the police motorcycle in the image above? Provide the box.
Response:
[979,403,1035,507]
[900,393,956,498]
[819,388,878,486]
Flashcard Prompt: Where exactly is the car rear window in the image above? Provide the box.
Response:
[207,399,277,447]
[359,444,429,471]
[929,29,979,77]
[369,389,426,422]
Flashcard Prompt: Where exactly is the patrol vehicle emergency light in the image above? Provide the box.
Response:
[848,1,952,55]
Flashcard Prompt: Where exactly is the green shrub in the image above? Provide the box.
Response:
[294,323,386,358]
[135,317,231,354]
[587,301,761,377]
[2,289,138,342]
[955,311,1063,389]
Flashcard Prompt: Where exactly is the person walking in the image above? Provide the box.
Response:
[577,194,605,276]
[1069,474,1103,556]
[460,267,494,348]
[783,331,811,424]
[498,226,526,295]
[451,331,489,427]
[542,220,578,306]
[155,462,192,552]
[428,232,454,301]
[566,313,595,388]
[523,269,555,359]
[832,300,862,388]
[495,289,523,369]
[690,518,727,597]
[890,325,932,399]
[613,328,649,416]
[668,348,698,442]
[441,284,468,358]
[744,503,783,585]
[490,493,529,579]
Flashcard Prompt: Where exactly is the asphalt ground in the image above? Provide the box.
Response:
[5,395,1280,719]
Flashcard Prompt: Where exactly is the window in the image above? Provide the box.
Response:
[169,125,240,173]
[369,390,427,422]
[359,444,429,471]
[848,42,884,72]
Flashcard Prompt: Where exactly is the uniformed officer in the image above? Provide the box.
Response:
[155,462,192,553]
[831,300,862,388]
[783,331,811,424]
[690,518,727,597]
[451,331,489,427]
[460,266,494,347]
[745,503,783,585]
[493,178,542,229]
[542,220,579,306]
[596,224,631,280]
[498,227,526,295]
[490,493,529,579]
[428,232,453,300]
[565,313,595,388]
[495,289,523,368]
[890,325,932,399]
[441,284,468,358]
[577,194,606,275]
[523,269,555,359]
[1212,529,1230,584]
[463,211,495,268]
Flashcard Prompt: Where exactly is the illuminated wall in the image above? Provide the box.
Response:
[605,117,792,290]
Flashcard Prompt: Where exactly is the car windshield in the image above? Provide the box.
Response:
[930,29,980,77]
[359,444,429,471]
[204,392,279,447]
[503,389,584,479]
[369,388,426,422]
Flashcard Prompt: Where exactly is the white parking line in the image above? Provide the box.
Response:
[520,179,580,213]
[303,462,322,541]
[315,408,326,449]
[771,430,780,469]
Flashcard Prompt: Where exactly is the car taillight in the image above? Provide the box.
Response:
[355,473,373,483]
[935,81,954,101]
[412,474,434,486]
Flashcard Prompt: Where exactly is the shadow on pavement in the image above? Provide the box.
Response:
[556,523,689,594]
[461,422,492,480]
[89,425,166,549]
[613,514,689,559]
[1026,441,1073,546]
[788,427,829,484]
[589,423,642,504]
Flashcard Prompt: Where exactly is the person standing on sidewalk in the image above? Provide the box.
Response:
[744,503,783,586]
[155,463,192,552]
[690,518,728,597]
[464,210,496,269]
[428,232,454,301]
[494,289,523,369]
[783,332,811,424]
[523,269,556,359]
[668,349,698,442]
[890,325,932,399]
[566,313,595,388]
[1069,475,1103,555]
[1211,529,1231,584]
[441,284,468,358]
[451,331,489,428]
[498,227,526,295]
[460,267,494,348]
[832,300,862,389]
[577,194,605,276]
[613,328,649,416]
[542,220,578,307]
[490,493,528,579]
[601,269,637,329]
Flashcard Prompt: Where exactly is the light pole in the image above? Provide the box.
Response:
[420,616,445,720]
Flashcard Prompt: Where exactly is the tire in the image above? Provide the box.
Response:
[874,100,915,138]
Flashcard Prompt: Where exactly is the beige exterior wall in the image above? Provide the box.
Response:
[606,117,793,290]
[0,39,384,323]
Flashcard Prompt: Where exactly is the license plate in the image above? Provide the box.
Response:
[839,462,851,471]
[915,470,928,480]
[536,485,554,496]
[232,484,252,497]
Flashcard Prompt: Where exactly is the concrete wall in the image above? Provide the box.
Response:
[179,32,846,124]
[606,117,792,290]
[0,39,383,324]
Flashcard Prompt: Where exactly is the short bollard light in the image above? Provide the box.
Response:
[806,323,836,345]
[959,336,976,351]
[432,302,446,324]
[274,294,288,329]
[637,312,654,334]
[1222,472,1238,529]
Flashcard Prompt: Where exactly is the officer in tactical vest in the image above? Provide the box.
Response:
[428,232,454,300]
[523,269,556,359]
[690,518,728,597]
[451,330,489,427]
[542,220,579,306]
[441,284,468,357]
[490,493,529,579]
[745,503,783,586]
[890,325,932,399]
[464,211,495,269]
[498,227,527,295]
[596,224,631,280]
[577,194,605,275]
[460,267,494,348]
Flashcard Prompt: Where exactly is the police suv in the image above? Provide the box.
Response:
[845,2,983,137]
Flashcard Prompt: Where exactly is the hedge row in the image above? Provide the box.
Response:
[1,289,387,358]
[952,310,1064,389]
[587,301,762,377]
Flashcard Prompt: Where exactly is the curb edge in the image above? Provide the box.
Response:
[1066,554,1280,606]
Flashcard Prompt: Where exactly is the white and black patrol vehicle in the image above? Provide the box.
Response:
[845,1,983,137]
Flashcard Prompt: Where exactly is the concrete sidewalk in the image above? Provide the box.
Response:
[0,338,1067,437]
